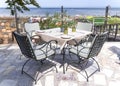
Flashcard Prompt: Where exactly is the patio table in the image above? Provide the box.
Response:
[36,28,92,51]
[36,28,92,73]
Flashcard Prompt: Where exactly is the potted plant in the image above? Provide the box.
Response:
[72,21,77,32]
[69,20,77,32]
[62,20,69,34]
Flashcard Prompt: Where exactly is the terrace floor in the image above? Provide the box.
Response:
[0,42,120,86]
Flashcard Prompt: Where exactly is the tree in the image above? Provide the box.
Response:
[5,0,40,33]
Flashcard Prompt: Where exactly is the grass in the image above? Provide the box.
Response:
[86,16,120,25]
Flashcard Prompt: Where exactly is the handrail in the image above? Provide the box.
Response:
[93,23,120,41]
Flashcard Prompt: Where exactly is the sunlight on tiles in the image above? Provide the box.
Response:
[45,75,54,86]
[94,74,107,86]
[34,81,42,86]
[109,80,120,86]
[101,68,114,77]
[59,80,78,86]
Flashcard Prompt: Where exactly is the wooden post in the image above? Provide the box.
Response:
[104,5,110,31]
[61,6,64,32]
[114,24,118,40]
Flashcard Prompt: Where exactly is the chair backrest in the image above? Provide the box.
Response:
[24,22,40,36]
[13,31,36,59]
[93,17,105,26]
[87,32,108,59]
[24,22,41,47]
[76,22,93,31]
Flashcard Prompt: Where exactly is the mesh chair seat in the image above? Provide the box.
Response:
[34,45,55,60]
[82,42,92,47]
[70,46,89,58]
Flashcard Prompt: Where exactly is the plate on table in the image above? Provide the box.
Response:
[61,35,71,39]
[36,30,44,33]
[76,30,85,34]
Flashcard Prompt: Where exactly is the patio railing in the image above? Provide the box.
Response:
[93,23,120,41]
[0,17,28,44]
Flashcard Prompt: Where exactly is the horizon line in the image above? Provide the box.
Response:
[0,7,120,9]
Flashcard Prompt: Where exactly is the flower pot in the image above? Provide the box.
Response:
[72,27,76,32]
[64,28,68,34]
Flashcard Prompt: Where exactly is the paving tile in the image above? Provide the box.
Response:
[1,62,11,68]
[3,66,16,75]
[77,73,86,82]
[101,68,114,78]
[0,67,5,74]
[45,75,54,86]
[114,73,120,79]
[0,80,17,86]
[58,80,78,86]
[94,74,107,86]
[109,80,120,86]
[34,81,42,86]
[0,42,120,86]
[58,80,69,86]
[67,81,78,86]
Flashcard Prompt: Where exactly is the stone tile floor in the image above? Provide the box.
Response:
[0,42,120,86]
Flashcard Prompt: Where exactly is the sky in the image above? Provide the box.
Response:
[0,0,120,8]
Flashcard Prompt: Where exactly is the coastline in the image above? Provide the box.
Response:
[0,8,120,17]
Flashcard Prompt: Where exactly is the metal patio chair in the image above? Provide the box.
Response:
[67,32,108,81]
[13,31,58,84]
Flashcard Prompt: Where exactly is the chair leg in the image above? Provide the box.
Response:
[66,63,70,71]
[54,65,58,73]
[84,69,89,82]
[40,58,46,65]
[21,59,38,84]
[80,58,100,82]
[68,50,82,63]
[51,53,56,60]
[22,70,37,83]
[21,59,31,74]
[19,54,23,60]
[79,60,89,82]
[91,57,100,71]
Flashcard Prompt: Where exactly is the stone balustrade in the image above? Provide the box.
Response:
[0,17,28,44]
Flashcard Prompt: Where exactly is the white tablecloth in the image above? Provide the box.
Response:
[36,28,92,51]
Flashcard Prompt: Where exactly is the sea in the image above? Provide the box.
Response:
[0,8,120,17]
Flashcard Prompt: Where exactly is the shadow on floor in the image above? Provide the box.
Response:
[108,46,120,60]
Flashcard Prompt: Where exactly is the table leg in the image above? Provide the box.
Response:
[63,48,65,74]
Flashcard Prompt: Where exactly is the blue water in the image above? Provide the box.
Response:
[0,8,120,17]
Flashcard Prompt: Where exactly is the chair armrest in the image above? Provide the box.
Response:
[47,40,58,49]
[78,34,94,48]
[30,35,41,41]
[33,40,58,50]
[47,40,58,44]
[67,39,79,46]
[30,34,49,46]
[78,45,90,51]
[33,40,58,57]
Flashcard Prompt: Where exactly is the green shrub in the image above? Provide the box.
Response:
[108,17,120,24]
